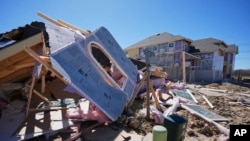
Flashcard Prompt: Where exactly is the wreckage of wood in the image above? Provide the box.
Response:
[24,45,67,115]
[201,94,214,109]
[38,11,90,35]
[181,104,229,136]
[149,81,162,112]
[28,107,68,112]
[127,72,149,109]
[126,71,162,114]
[189,88,215,109]
[65,122,103,141]
[24,46,65,83]
[204,88,228,93]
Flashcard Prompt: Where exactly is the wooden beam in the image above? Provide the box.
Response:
[0,33,42,61]
[149,81,162,112]
[127,72,149,109]
[0,62,34,78]
[29,107,67,112]
[37,12,66,27]
[33,89,51,104]
[182,51,186,82]
[24,46,65,83]
[26,77,36,116]
[41,67,47,94]
[57,20,90,35]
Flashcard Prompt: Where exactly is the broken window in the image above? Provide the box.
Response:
[90,42,127,89]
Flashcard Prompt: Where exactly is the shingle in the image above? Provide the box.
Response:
[225,44,238,54]
[191,38,228,53]
[124,32,192,50]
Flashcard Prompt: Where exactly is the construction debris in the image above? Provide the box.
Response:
[1,12,250,141]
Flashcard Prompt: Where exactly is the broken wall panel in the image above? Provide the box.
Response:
[45,23,138,121]
[85,27,138,99]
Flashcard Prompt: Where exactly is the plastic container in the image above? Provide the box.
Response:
[164,114,187,141]
[152,125,167,141]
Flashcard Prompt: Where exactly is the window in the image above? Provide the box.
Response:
[169,43,174,48]
[90,42,127,89]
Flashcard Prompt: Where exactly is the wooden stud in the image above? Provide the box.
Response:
[57,20,90,35]
[29,107,67,112]
[33,90,51,104]
[182,51,186,82]
[149,81,162,112]
[24,46,65,83]
[37,12,65,27]
[26,77,36,116]
[127,72,149,109]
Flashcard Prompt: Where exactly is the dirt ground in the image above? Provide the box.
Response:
[126,82,250,141]
[1,81,250,141]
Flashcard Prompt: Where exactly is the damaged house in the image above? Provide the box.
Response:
[124,33,238,82]
[190,38,238,82]
[0,13,142,139]
[1,13,242,141]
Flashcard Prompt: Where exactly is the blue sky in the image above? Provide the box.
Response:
[1,0,250,70]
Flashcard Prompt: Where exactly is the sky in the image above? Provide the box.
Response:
[1,0,250,70]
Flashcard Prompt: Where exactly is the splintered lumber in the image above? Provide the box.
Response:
[38,12,90,35]
[127,72,149,109]
[201,94,214,109]
[26,77,36,115]
[65,122,102,141]
[24,46,64,83]
[57,20,90,35]
[32,89,51,104]
[204,88,228,93]
[37,12,65,27]
[149,81,162,111]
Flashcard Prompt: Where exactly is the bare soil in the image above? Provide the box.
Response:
[126,82,250,141]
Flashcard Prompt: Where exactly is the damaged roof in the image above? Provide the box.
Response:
[0,21,47,45]
[124,32,193,50]
[191,38,231,53]
[225,44,239,54]
[0,21,47,83]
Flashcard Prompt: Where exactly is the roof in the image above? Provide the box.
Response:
[124,32,192,50]
[0,21,48,49]
[225,44,239,54]
[191,38,228,53]
[0,21,46,83]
